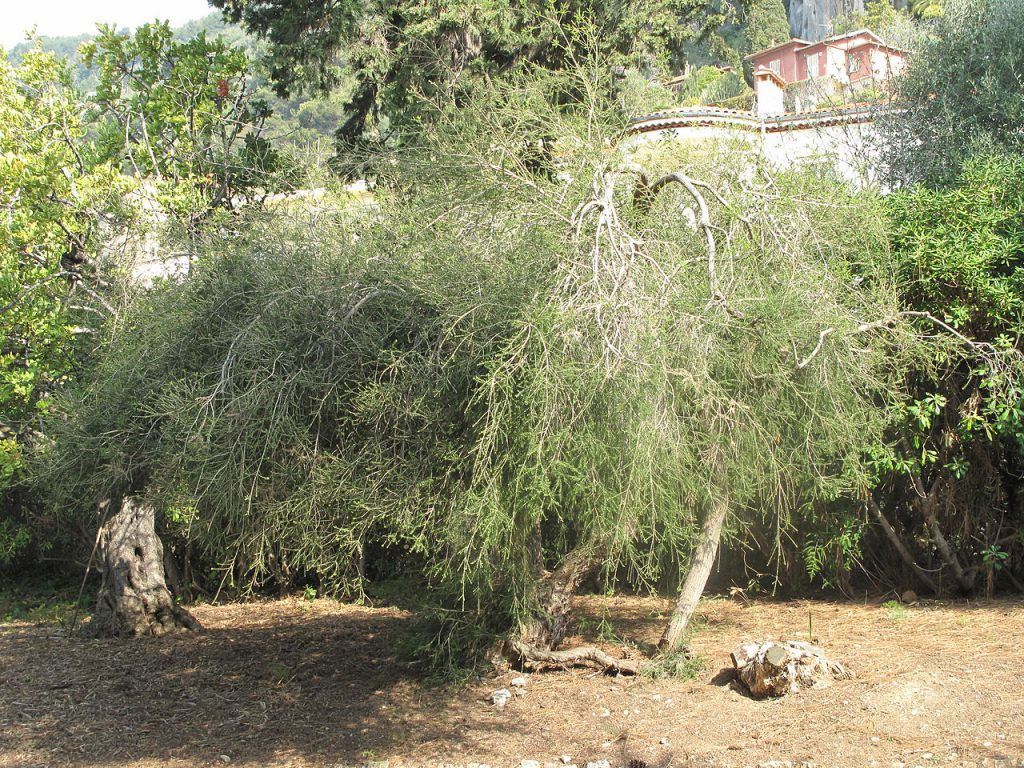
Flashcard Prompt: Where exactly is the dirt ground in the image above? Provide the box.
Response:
[1,593,1023,768]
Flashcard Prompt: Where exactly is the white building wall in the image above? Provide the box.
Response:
[755,76,786,116]
[824,47,850,85]
[625,120,882,188]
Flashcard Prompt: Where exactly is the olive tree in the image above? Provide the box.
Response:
[881,0,1024,188]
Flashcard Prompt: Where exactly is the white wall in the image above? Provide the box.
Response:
[625,119,883,188]
[755,76,786,116]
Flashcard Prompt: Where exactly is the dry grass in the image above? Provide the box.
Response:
[2,594,1023,768]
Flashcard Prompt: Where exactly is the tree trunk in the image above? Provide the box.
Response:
[865,493,940,595]
[87,497,202,638]
[660,492,729,651]
[511,546,640,674]
[916,477,976,594]
[509,638,639,674]
[520,546,602,649]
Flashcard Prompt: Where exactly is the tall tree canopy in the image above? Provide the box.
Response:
[209,0,728,145]
[744,0,791,54]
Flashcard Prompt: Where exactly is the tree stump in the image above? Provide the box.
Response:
[731,639,849,698]
[87,497,202,638]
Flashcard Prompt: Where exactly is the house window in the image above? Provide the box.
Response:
[769,59,781,74]
[806,52,820,77]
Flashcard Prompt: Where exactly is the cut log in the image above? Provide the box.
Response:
[87,497,202,638]
[731,639,850,698]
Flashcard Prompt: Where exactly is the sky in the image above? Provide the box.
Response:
[1,0,213,49]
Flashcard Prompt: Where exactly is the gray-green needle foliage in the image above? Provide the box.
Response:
[42,66,921,653]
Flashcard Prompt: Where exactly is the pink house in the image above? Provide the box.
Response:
[746,30,908,115]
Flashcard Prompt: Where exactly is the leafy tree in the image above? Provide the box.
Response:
[676,65,751,107]
[210,0,731,146]
[882,0,1024,187]
[909,0,943,18]
[832,1,912,37]
[6,34,98,91]
[869,154,1024,595]
[82,22,286,221]
[857,0,1024,598]
[0,47,126,566]
[46,64,921,663]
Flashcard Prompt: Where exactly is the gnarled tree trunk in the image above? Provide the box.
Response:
[87,497,202,638]
[511,545,638,674]
[520,546,601,649]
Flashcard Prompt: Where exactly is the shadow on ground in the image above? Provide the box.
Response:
[0,600,514,767]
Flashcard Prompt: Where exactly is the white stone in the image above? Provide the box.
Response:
[521,761,541,768]
[560,757,572,765]
[510,676,528,687]
[586,762,611,768]
[490,688,512,708]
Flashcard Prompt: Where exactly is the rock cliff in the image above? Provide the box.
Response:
[788,0,865,41]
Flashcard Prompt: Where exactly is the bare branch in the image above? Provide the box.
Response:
[509,638,639,675]
[647,172,719,297]
[797,327,835,369]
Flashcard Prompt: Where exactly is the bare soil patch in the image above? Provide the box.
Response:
[2,594,1023,768]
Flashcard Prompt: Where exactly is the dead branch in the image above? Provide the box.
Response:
[647,172,719,297]
[799,309,1022,371]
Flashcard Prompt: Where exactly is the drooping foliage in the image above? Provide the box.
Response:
[42,62,923,656]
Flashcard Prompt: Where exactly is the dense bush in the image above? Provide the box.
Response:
[869,154,1024,595]
[882,0,1024,187]
[38,65,929,658]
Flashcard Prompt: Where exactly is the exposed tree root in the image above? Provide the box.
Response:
[509,638,639,675]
